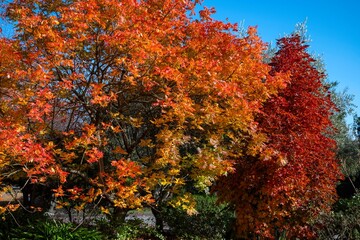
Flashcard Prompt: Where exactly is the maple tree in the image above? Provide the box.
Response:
[0,0,285,225]
[0,33,67,215]
[216,34,342,239]
[0,0,342,237]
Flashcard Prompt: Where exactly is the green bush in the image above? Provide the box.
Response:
[10,220,103,240]
[96,217,165,240]
[315,192,360,240]
[0,209,47,240]
[162,194,235,240]
[115,219,165,240]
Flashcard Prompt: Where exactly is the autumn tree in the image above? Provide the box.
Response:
[0,0,285,225]
[330,89,359,198]
[216,34,342,239]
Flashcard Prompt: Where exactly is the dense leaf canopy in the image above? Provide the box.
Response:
[0,0,341,238]
[216,35,342,239]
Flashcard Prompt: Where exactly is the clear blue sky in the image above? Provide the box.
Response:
[201,0,360,124]
[1,1,359,123]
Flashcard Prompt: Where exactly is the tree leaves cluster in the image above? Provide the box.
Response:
[216,35,342,239]
[0,0,342,238]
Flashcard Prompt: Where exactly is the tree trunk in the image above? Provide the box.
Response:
[110,207,128,227]
[151,206,164,232]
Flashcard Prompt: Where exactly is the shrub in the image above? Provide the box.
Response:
[0,208,47,240]
[10,220,103,240]
[315,192,360,240]
[96,217,165,240]
[162,194,235,240]
[115,219,165,240]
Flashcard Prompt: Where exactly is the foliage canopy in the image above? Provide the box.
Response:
[0,0,341,238]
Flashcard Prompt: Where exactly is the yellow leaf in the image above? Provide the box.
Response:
[139,139,154,148]
[112,146,128,155]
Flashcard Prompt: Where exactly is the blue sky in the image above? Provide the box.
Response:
[201,0,360,124]
[1,1,359,123]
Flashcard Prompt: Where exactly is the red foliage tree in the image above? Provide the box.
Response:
[216,34,342,239]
